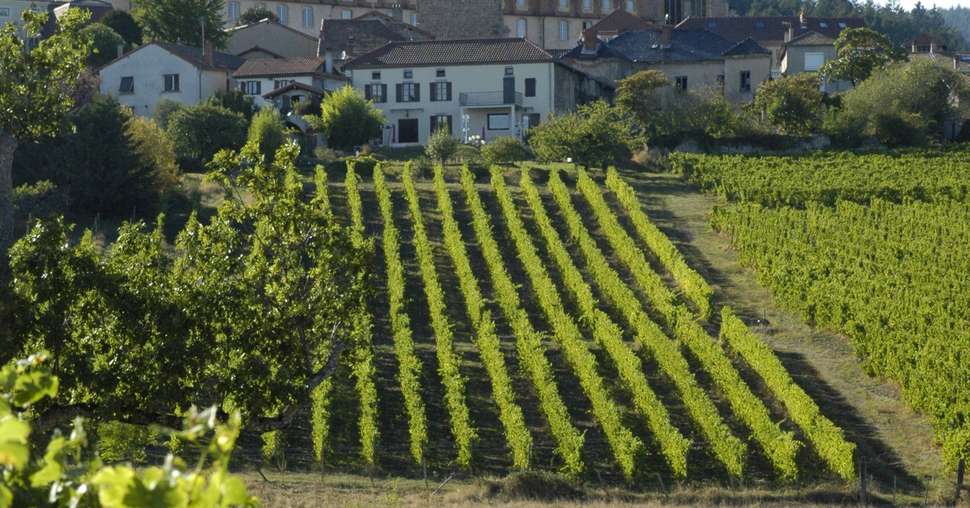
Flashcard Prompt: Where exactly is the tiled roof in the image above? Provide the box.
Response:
[319,17,432,60]
[344,38,554,68]
[154,42,244,71]
[677,16,865,44]
[262,81,327,99]
[589,9,655,36]
[234,56,325,77]
[784,30,834,46]
[562,28,769,64]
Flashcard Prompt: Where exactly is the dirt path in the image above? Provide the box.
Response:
[619,170,948,501]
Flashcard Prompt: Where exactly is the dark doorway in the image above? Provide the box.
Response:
[398,118,419,143]
[503,77,515,104]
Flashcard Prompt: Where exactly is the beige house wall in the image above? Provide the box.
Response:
[226,21,318,57]
[781,44,851,92]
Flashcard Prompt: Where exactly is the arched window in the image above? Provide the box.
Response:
[516,18,528,38]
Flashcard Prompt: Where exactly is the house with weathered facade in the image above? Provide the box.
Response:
[98,42,243,117]
[226,18,320,59]
[561,26,771,103]
[318,10,434,69]
[232,56,347,109]
[342,37,611,146]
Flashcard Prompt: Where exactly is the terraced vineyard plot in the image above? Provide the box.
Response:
[299,162,856,485]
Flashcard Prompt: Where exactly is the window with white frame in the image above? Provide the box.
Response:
[558,0,569,10]
[276,4,289,24]
[583,0,592,12]
[240,80,262,95]
[409,13,417,25]
[739,70,751,92]
[274,79,295,89]
[516,18,527,37]
[804,52,825,71]
[227,1,239,21]
[302,7,314,29]
[602,0,611,12]
[341,9,352,19]
[119,76,134,93]
[163,74,180,92]
[396,82,419,102]
[364,83,387,103]
[626,0,635,11]
[516,0,527,8]
[430,81,451,101]
[559,20,569,40]
[488,113,510,130]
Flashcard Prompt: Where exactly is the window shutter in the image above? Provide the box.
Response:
[381,84,387,102]
[396,83,403,102]
[414,83,420,102]
[430,82,437,101]
[446,82,452,101]
[365,84,372,100]
[446,115,453,135]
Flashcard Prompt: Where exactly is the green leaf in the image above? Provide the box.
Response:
[30,437,67,487]
[92,466,136,507]
[219,475,250,506]
[0,417,30,443]
[0,442,29,470]
[12,370,59,407]
[0,484,12,508]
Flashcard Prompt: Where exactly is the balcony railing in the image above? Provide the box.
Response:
[459,91,523,107]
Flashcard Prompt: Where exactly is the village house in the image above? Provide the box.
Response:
[342,37,611,146]
[98,42,243,117]
[778,30,851,92]
[232,56,347,109]
[561,26,771,103]
[318,10,434,69]
[226,17,320,59]
[677,15,864,77]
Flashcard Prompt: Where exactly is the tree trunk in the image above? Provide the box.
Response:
[0,132,17,280]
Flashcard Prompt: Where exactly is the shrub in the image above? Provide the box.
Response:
[167,104,247,170]
[481,136,531,166]
[248,108,289,162]
[529,100,633,168]
[754,74,824,136]
[206,89,258,122]
[313,146,340,164]
[154,98,185,130]
[239,5,278,24]
[425,128,458,163]
[127,115,180,195]
[99,10,143,48]
[833,59,970,146]
[81,23,124,67]
[13,180,67,222]
[316,86,384,152]
[455,144,484,165]
[12,95,164,216]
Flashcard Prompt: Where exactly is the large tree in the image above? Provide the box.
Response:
[754,74,824,136]
[0,9,92,272]
[133,0,228,48]
[9,142,373,433]
[99,9,144,48]
[820,27,904,85]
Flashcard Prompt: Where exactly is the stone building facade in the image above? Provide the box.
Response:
[419,0,507,39]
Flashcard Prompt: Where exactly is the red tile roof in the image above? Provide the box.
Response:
[233,57,326,78]
[343,38,554,68]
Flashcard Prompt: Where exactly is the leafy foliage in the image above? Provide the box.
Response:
[480,137,531,166]
[81,23,125,68]
[239,6,278,25]
[753,74,824,136]
[528,101,633,168]
[154,99,186,130]
[98,10,143,48]
[820,27,903,85]
[425,129,458,163]
[167,104,247,170]
[316,86,384,152]
[12,95,171,216]
[247,109,289,163]
[9,142,371,433]
[205,90,258,122]
[133,0,228,48]
[0,353,258,507]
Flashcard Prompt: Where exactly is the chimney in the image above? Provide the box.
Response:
[116,43,125,59]
[582,28,599,53]
[203,40,214,67]
[661,23,672,46]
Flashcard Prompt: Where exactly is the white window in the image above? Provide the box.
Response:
[602,0,612,12]
[0,7,10,17]
[163,74,180,92]
[559,20,569,41]
[559,0,569,10]
[302,7,314,29]
[583,0,593,12]
[227,1,239,21]
[276,4,288,24]
[274,79,295,89]
[409,13,417,25]
[487,113,510,130]
[516,0,527,8]
[240,80,262,95]
[626,0,635,11]
[341,9,352,19]
[805,52,825,71]
[516,18,527,38]
[119,76,134,93]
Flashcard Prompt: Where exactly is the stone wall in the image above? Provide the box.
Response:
[417,0,508,39]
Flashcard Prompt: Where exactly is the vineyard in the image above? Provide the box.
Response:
[281,161,858,485]
[681,148,970,473]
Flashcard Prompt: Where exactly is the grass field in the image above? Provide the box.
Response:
[219,162,959,506]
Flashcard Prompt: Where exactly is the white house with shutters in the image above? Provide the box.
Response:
[98,42,243,117]
[232,56,347,109]
[342,38,611,146]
